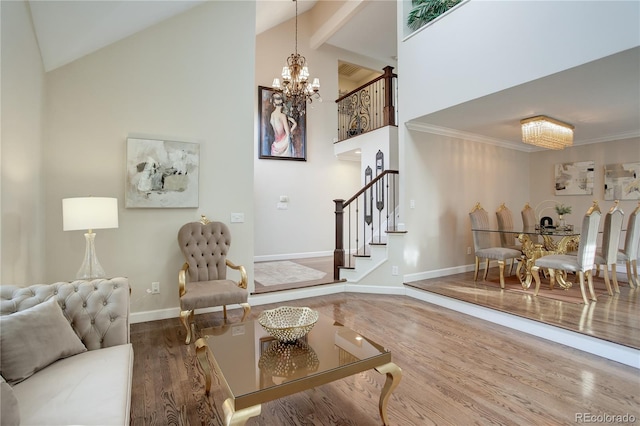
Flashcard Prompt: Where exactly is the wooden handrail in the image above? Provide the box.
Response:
[333,169,399,279]
[335,66,397,141]
[335,66,397,104]
[344,170,399,207]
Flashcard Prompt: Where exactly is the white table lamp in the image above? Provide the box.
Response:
[63,197,119,279]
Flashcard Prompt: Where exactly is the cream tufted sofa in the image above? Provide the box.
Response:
[0,277,133,425]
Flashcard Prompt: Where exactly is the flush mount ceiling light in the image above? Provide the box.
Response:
[272,0,321,118]
[520,115,574,150]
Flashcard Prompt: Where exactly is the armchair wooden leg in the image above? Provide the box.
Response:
[241,303,251,322]
[180,310,194,345]
[498,260,506,289]
[223,305,228,321]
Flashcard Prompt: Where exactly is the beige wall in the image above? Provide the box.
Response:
[529,138,640,218]
[402,131,530,279]
[40,1,256,315]
[1,0,46,285]
[254,9,389,259]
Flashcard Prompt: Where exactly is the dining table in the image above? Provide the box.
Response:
[472,226,581,290]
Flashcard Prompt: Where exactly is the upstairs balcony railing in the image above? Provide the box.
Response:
[333,169,399,280]
[335,66,397,142]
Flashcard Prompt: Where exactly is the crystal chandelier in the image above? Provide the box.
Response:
[272,0,321,118]
[521,115,574,150]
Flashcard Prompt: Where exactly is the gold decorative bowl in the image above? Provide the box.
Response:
[258,306,319,342]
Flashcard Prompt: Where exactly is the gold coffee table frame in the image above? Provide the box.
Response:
[195,315,402,426]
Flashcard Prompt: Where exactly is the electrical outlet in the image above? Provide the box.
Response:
[391,266,399,276]
[151,282,160,294]
[467,247,472,255]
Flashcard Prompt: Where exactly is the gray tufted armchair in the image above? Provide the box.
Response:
[177,215,250,345]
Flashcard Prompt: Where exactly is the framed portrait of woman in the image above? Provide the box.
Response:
[258,86,307,161]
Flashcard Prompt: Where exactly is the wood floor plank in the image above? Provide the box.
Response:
[130,292,639,425]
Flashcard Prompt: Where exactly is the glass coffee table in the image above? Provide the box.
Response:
[195,313,402,425]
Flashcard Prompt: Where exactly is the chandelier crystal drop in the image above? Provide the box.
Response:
[521,115,574,150]
[272,0,321,118]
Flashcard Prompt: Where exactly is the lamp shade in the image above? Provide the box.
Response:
[63,197,119,231]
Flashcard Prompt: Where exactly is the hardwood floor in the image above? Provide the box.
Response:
[409,270,640,349]
[254,257,639,349]
[130,293,639,425]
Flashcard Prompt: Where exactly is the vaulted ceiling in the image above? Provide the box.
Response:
[26,1,639,150]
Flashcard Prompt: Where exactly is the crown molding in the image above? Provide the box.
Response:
[405,121,535,152]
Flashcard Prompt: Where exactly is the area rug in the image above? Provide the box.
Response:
[484,273,613,304]
[254,261,327,286]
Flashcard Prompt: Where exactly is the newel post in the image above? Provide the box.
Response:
[382,65,396,127]
[334,199,345,280]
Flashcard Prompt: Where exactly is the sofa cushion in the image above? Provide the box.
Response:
[12,343,133,426]
[0,374,20,426]
[0,298,87,385]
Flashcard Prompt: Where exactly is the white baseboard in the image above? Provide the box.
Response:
[254,250,333,262]
[404,263,475,282]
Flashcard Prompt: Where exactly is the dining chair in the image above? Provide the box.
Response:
[469,203,522,288]
[531,201,602,304]
[177,215,250,345]
[593,201,624,294]
[496,203,522,274]
[521,202,541,245]
[521,203,537,229]
[617,201,640,288]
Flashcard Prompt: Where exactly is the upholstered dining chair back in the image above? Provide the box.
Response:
[618,202,640,288]
[521,203,536,229]
[531,201,602,304]
[621,203,640,261]
[178,220,231,283]
[496,203,517,248]
[469,204,492,250]
[593,201,624,294]
[600,201,624,266]
[575,204,602,271]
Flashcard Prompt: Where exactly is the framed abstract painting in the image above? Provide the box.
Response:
[604,162,640,200]
[125,138,199,208]
[554,161,594,196]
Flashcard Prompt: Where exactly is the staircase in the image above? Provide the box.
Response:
[333,66,403,286]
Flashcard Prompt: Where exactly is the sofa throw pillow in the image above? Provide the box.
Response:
[0,297,87,385]
[0,374,20,426]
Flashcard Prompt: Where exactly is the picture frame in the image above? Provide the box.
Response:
[258,86,306,161]
[604,162,640,200]
[554,161,594,196]
[125,137,199,208]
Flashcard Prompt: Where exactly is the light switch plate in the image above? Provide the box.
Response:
[230,213,245,223]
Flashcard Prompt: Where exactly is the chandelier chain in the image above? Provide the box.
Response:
[271,0,321,118]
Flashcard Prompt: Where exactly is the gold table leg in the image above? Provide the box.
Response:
[375,362,402,425]
[222,398,261,426]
